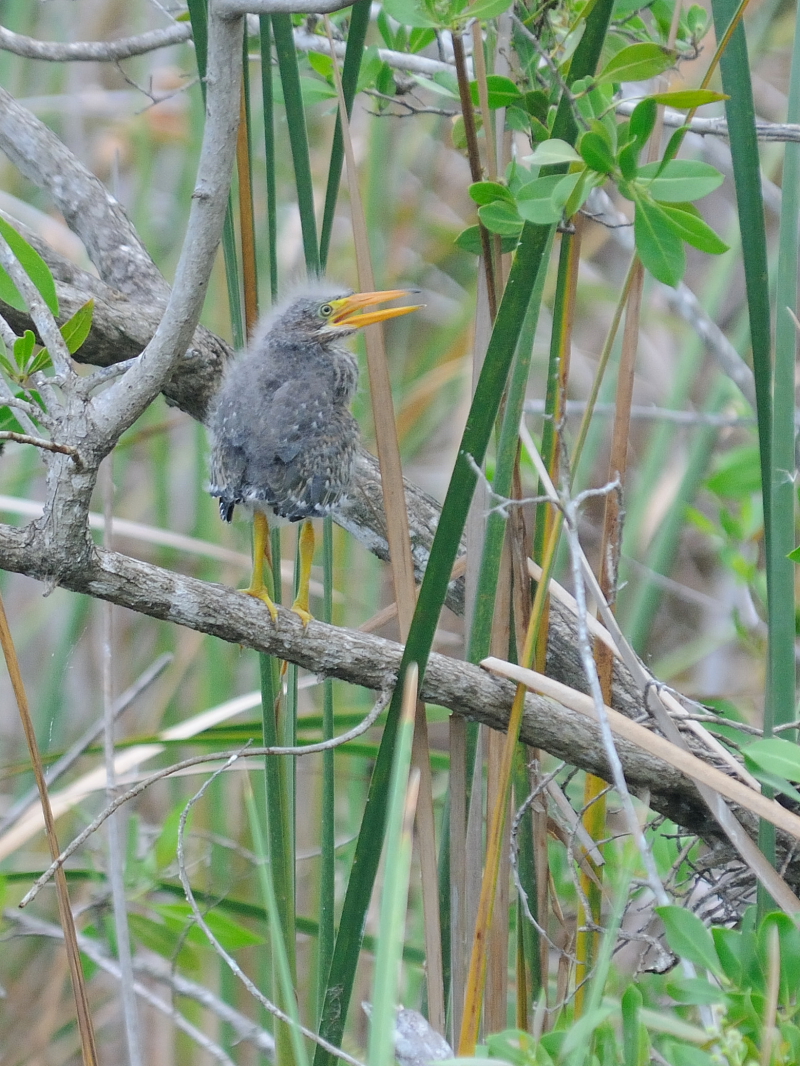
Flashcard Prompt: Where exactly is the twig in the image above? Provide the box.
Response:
[0,431,80,459]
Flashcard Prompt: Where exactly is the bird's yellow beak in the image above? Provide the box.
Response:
[329,289,422,330]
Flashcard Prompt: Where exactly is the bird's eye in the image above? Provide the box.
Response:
[319,303,334,318]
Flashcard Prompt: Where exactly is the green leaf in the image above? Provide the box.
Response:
[707,445,761,497]
[524,138,582,166]
[657,203,729,254]
[634,195,686,286]
[579,130,615,173]
[712,926,743,985]
[561,169,594,216]
[621,985,643,1066]
[661,1044,716,1066]
[505,106,532,134]
[454,225,519,255]
[469,180,514,205]
[13,330,35,369]
[381,0,439,26]
[477,200,523,236]
[596,42,676,84]
[307,51,333,80]
[619,98,657,177]
[742,738,800,783]
[26,350,53,376]
[59,299,95,355]
[638,159,724,201]
[128,913,200,970]
[516,175,569,224]
[469,74,521,109]
[464,0,513,19]
[155,902,264,950]
[409,27,436,51]
[630,97,657,147]
[521,90,548,122]
[656,905,724,976]
[666,976,725,1004]
[375,62,396,98]
[355,47,383,93]
[0,403,27,434]
[0,216,59,316]
[649,89,728,107]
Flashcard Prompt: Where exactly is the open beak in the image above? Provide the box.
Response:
[329,289,422,330]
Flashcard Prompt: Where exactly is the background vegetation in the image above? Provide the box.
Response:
[0,0,799,1063]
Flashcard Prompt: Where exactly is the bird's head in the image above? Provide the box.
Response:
[269,285,421,341]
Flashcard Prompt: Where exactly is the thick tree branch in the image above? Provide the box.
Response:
[1,517,794,888]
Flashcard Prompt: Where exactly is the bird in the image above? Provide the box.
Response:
[208,281,420,624]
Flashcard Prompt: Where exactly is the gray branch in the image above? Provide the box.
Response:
[0,22,193,62]
[0,517,795,890]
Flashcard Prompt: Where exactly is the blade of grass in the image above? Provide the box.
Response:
[272,14,319,275]
[319,0,372,271]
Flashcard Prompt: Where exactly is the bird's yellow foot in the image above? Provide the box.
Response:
[243,584,279,623]
[290,599,313,628]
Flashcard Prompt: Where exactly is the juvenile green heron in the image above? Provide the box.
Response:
[209,282,419,623]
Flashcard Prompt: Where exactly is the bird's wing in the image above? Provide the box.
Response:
[243,381,350,519]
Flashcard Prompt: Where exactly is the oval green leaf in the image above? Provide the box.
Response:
[382,0,439,27]
[596,43,676,85]
[477,201,523,236]
[742,738,800,783]
[464,0,513,20]
[657,204,729,254]
[0,216,59,317]
[469,181,514,206]
[524,138,582,166]
[60,299,95,355]
[649,89,728,108]
[469,74,521,109]
[455,225,519,255]
[516,174,568,224]
[634,194,685,286]
[579,130,615,173]
[638,159,724,201]
[656,905,723,977]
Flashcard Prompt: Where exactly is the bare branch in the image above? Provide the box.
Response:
[219,0,360,15]
[0,22,193,62]
[616,97,800,143]
[0,431,80,459]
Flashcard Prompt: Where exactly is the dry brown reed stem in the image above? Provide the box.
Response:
[0,591,99,1066]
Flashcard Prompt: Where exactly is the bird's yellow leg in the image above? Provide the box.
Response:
[291,519,315,627]
[243,511,279,622]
